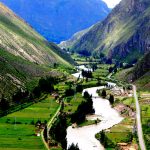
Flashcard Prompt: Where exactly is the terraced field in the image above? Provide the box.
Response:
[0,95,59,150]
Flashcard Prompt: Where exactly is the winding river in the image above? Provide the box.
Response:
[66,66,123,150]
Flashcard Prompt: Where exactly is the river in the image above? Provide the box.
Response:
[66,65,123,150]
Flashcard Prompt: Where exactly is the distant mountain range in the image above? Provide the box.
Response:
[0,3,74,99]
[0,0,110,43]
[69,0,150,63]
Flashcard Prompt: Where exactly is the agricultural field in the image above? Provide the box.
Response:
[95,105,136,149]
[63,93,85,115]
[139,91,150,149]
[95,83,137,149]
[0,95,60,150]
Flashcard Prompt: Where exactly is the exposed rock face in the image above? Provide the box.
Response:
[0,3,74,99]
[72,0,150,62]
[0,3,74,66]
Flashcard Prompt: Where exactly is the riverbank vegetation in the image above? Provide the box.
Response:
[71,91,95,124]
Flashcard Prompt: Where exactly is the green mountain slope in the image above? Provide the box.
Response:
[72,0,150,63]
[59,27,91,49]
[130,51,150,90]
[0,3,74,99]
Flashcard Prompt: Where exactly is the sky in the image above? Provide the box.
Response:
[102,0,121,8]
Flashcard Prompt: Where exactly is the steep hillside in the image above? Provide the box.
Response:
[115,51,150,91]
[0,3,74,99]
[0,0,110,43]
[59,27,91,49]
[130,51,150,90]
[72,0,150,63]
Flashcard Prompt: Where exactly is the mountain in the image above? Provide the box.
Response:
[129,51,150,90]
[71,0,150,63]
[0,3,74,99]
[59,27,91,49]
[0,0,110,43]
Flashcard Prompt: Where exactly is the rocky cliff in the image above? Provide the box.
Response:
[72,0,150,63]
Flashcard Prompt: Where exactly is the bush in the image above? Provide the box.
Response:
[68,143,80,150]
[101,89,106,98]
[109,94,114,105]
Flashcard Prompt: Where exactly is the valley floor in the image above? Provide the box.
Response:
[0,95,59,150]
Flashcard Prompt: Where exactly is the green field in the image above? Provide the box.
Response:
[95,117,134,148]
[139,92,150,149]
[0,95,60,150]
[64,93,85,114]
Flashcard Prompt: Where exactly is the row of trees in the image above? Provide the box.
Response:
[71,91,95,124]
[81,70,92,79]
[101,89,114,105]
[33,77,58,98]
[0,76,58,116]
[50,113,67,149]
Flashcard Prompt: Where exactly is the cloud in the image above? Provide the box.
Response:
[102,0,121,8]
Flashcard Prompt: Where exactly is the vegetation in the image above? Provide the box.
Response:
[50,113,67,149]
[101,89,107,98]
[78,120,99,127]
[0,3,74,107]
[108,95,114,105]
[95,118,135,148]
[0,76,59,116]
[71,0,150,65]
[71,91,94,124]
[0,95,59,150]
[68,143,80,150]
[139,92,150,149]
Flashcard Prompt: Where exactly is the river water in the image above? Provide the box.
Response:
[67,66,123,150]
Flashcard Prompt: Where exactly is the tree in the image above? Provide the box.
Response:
[109,94,114,105]
[50,114,67,149]
[81,70,92,79]
[100,53,105,58]
[71,91,94,124]
[106,58,112,64]
[65,88,74,96]
[109,67,113,73]
[101,89,106,98]
[91,64,97,72]
[76,84,83,93]
[33,86,41,98]
[68,143,80,150]
[114,68,117,73]
[44,126,48,142]
[0,96,9,112]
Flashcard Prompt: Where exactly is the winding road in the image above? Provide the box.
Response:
[133,85,146,150]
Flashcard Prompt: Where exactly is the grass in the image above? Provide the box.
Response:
[95,84,136,148]
[0,4,74,101]
[95,118,134,148]
[82,80,98,88]
[0,95,60,150]
[78,120,97,127]
[139,91,150,149]
[64,93,85,114]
